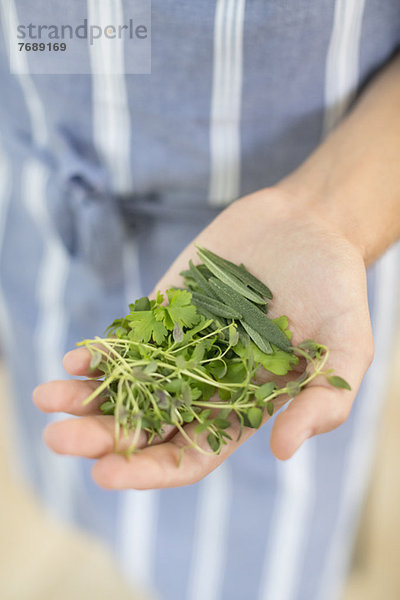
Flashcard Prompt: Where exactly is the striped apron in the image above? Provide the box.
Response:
[0,2,399,598]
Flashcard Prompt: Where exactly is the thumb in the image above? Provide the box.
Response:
[269,346,372,460]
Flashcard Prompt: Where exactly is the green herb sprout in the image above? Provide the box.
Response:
[78,246,351,457]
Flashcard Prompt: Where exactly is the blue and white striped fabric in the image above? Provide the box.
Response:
[0,2,399,599]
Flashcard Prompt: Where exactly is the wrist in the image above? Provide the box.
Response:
[275,160,372,266]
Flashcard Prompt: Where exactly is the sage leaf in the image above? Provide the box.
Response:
[187,260,219,298]
[209,277,292,352]
[191,292,242,319]
[241,321,273,354]
[197,246,273,299]
[197,247,267,305]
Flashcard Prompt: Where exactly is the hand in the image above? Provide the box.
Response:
[33,187,373,489]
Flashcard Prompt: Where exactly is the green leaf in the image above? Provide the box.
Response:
[193,379,216,401]
[128,310,168,345]
[104,317,125,336]
[217,407,232,420]
[207,359,228,380]
[181,410,195,423]
[196,247,267,305]
[186,260,219,298]
[207,433,221,452]
[164,379,183,394]
[220,361,247,384]
[176,317,214,347]
[176,355,187,369]
[131,296,151,312]
[234,340,298,375]
[241,321,273,354]
[209,278,292,352]
[144,361,158,375]
[255,381,276,401]
[218,387,232,401]
[131,366,155,382]
[100,400,115,415]
[200,409,211,420]
[266,401,274,416]
[297,339,320,357]
[191,292,242,319]
[196,246,273,299]
[195,422,210,434]
[115,326,128,338]
[157,288,200,330]
[191,340,207,365]
[228,323,239,347]
[327,375,352,391]
[181,382,192,405]
[273,315,292,340]
[213,417,231,429]
[246,407,263,428]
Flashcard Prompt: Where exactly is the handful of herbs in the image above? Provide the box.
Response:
[79,246,351,456]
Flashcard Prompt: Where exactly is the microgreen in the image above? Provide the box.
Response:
[78,247,351,458]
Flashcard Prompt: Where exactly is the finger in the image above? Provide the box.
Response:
[33,380,104,416]
[91,413,258,490]
[43,415,177,459]
[269,346,372,460]
[63,347,104,378]
[91,437,228,490]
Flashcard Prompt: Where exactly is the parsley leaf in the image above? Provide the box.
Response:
[155,289,200,331]
[128,310,168,345]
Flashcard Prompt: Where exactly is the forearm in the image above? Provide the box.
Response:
[279,51,400,266]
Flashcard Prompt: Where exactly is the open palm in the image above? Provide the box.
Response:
[34,188,373,489]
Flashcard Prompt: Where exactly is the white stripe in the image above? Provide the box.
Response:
[187,464,232,600]
[209,0,226,202]
[323,0,366,135]
[87,0,132,194]
[209,0,245,206]
[3,0,78,520]
[317,243,400,600]
[22,163,70,383]
[116,489,159,592]
[1,0,48,147]
[21,160,78,520]
[224,0,245,202]
[258,442,315,600]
